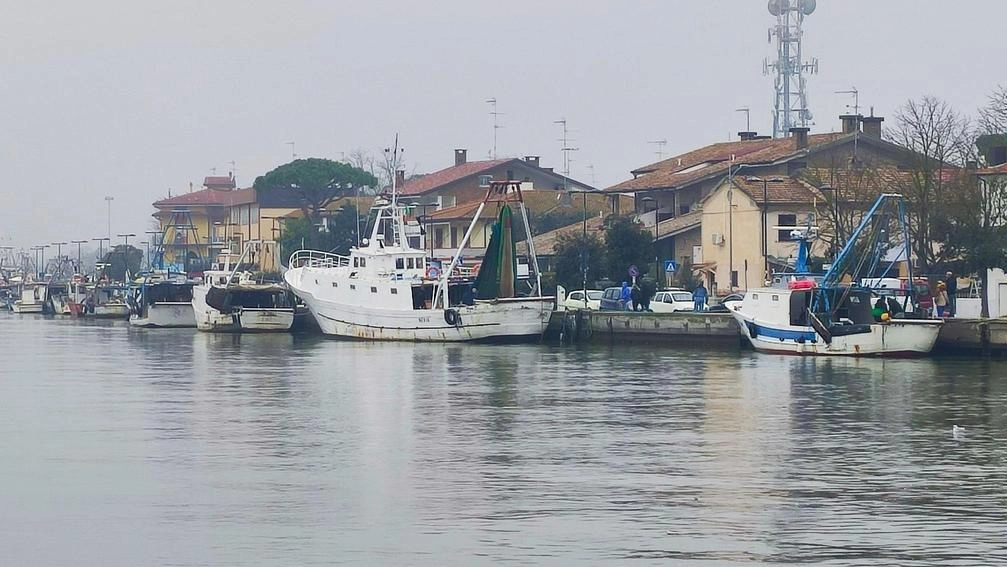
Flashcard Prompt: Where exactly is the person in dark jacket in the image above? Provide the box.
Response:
[945,271,957,317]
[630,283,642,312]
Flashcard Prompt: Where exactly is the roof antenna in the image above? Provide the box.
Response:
[648,139,668,160]
[736,107,751,132]
[487,97,504,159]
[554,118,579,191]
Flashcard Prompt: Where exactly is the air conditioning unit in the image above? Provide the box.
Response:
[711,233,725,246]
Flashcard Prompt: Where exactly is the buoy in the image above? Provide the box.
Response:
[425,266,441,279]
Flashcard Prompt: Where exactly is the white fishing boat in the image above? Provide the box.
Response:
[284,166,553,342]
[128,274,196,328]
[12,282,45,314]
[192,244,294,333]
[68,280,131,319]
[731,194,943,357]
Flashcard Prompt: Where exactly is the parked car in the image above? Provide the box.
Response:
[707,293,745,313]
[650,289,696,312]
[599,287,626,310]
[562,289,603,310]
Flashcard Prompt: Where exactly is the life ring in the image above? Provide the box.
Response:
[444,308,460,326]
[425,266,442,279]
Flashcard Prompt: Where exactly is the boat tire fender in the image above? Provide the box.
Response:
[444,308,460,326]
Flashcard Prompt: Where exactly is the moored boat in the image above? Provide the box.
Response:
[128,274,196,328]
[731,193,943,357]
[192,245,294,333]
[284,167,553,342]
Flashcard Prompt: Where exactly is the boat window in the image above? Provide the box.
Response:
[407,258,414,269]
[752,293,758,300]
[370,286,377,293]
[331,282,337,287]
[350,284,356,290]
[353,257,359,268]
[772,295,779,301]
[359,257,366,267]
[396,258,405,270]
[391,288,398,295]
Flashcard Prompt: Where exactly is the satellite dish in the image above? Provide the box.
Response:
[801,0,816,15]
[768,0,782,16]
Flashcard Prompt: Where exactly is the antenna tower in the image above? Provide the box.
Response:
[648,139,668,160]
[763,0,818,138]
[487,98,504,159]
[554,118,578,190]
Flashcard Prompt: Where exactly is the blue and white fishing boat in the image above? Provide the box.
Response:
[732,193,943,356]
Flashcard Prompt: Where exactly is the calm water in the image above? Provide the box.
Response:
[1,313,1005,566]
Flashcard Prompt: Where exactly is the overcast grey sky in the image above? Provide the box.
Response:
[1,0,1004,251]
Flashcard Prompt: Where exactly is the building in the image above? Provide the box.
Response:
[604,113,927,291]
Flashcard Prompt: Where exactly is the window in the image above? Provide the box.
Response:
[778,214,797,241]
[731,270,738,288]
[350,284,356,290]
[331,282,338,287]
[478,175,492,187]
[772,295,779,301]
[370,287,377,293]
[359,257,366,267]
[353,257,359,267]
[450,227,458,248]
[407,258,414,269]
[396,258,405,269]
[391,288,398,295]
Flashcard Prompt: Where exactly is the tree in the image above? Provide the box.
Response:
[101,245,142,281]
[603,216,653,282]
[551,232,605,290]
[254,158,377,223]
[279,204,363,263]
[978,84,1007,135]
[887,96,973,273]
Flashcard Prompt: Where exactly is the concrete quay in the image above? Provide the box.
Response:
[935,318,1007,355]
[546,309,743,346]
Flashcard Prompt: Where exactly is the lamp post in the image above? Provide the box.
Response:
[71,240,87,273]
[145,231,161,270]
[104,196,114,240]
[38,244,50,279]
[569,189,592,306]
[747,176,784,282]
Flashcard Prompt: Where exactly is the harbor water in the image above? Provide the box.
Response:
[1,313,1005,566]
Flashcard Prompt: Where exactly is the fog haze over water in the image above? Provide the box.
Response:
[1,314,1005,565]
[1,0,1006,249]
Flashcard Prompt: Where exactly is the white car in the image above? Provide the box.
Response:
[562,289,603,310]
[650,289,697,313]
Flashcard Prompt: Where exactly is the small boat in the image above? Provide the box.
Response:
[284,148,553,342]
[731,193,943,357]
[42,282,72,315]
[12,281,45,314]
[128,273,196,328]
[191,244,294,333]
[68,279,131,319]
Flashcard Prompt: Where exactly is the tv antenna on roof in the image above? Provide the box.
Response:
[736,107,751,132]
[836,87,860,115]
[554,118,579,190]
[487,97,504,159]
[286,141,297,160]
[648,139,668,160]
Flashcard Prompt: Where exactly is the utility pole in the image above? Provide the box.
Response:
[104,196,114,240]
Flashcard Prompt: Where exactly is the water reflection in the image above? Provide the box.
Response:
[1,313,1005,565]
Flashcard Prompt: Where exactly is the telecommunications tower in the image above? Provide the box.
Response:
[763,0,818,138]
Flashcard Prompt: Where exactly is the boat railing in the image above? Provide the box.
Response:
[289,249,351,269]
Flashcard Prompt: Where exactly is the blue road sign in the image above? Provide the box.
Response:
[664,260,678,273]
[628,265,639,277]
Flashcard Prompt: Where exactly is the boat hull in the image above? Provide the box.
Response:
[287,267,552,341]
[12,302,43,314]
[732,311,943,357]
[129,302,196,328]
[192,285,293,333]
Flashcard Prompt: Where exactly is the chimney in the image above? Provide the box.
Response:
[738,131,758,141]
[524,155,540,168]
[395,170,406,186]
[454,148,467,166]
[861,115,884,138]
[790,127,810,149]
[840,114,861,135]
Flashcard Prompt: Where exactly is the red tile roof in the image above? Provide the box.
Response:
[977,163,1007,175]
[397,159,515,196]
[425,200,485,221]
[153,187,256,208]
[204,176,236,189]
[606,133,846,193]
[732,176,822,204]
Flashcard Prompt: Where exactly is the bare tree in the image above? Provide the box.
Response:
[978,84,1007,135]
[886,96,972,273]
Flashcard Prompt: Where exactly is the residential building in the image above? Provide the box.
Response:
[605,113,930,290]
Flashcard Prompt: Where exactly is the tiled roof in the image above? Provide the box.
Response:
[517,215,607,256]
[397,159,515,196]
[731,176,822,204]
[153,187,256,208]
[606,133,846,193]
[425,200,485,221]
[649,210,702,239]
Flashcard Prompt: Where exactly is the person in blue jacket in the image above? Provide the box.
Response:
[693,282,708,312]
[620,282,632,311]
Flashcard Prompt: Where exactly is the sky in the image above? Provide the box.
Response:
[1,0,1005,252]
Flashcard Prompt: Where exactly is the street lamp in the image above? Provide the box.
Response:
[71,240,87,273]
[145,231,161,270]
[568,188,594,306]
[747,176,784,281]
[104,196,114,240]
[640,196,661,286]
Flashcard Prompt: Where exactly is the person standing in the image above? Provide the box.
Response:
[630,282,642,312]
[693,282,708,312]
[620,281,631,311]
[935,282,949,318]
[945,271,957,317]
